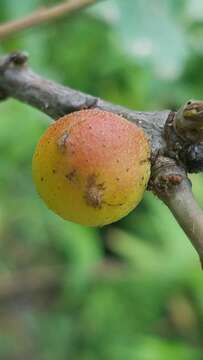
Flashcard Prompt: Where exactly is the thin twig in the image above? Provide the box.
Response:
[166,182,203,267]
[0,0,97,41]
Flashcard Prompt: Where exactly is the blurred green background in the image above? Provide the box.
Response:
[0,0,203,359]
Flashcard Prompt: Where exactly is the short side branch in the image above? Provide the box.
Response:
[151,156,203,266]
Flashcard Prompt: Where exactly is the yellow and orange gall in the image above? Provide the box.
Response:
[32,109,151,226]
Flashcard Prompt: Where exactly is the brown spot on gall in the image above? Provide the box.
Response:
[84,175,105,209]
[57,132,69,152]
[139,158,150,165]
[65,169,78,184]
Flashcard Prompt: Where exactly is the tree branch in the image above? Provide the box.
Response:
[0,0,97,41]
[0,52,169,157]
[1,52,203,267]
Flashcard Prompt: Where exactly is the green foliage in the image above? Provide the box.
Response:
[0,0,203,359]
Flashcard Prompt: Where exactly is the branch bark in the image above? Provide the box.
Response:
[0,52,203,267]
[0,0,97,41]
[0,52,169,157]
